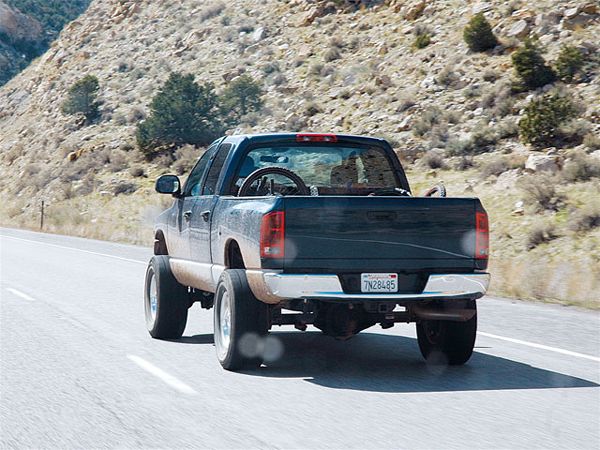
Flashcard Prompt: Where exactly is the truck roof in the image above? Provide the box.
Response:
[221,133,389,147]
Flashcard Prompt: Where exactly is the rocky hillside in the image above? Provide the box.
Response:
[0,0,90,85]
[0,0,598,306]
[0,1,44,84]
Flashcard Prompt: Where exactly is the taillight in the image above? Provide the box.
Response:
[475,211,489,260]
[260,211,285,258]
[296,133,338,143]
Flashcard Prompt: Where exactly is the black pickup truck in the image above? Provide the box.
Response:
[144,133,490,370]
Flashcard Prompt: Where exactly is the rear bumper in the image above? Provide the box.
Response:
[246,271,490,304]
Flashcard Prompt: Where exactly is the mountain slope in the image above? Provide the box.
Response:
[0,0,90,85]
[0,0,598,306]
[0,1,44,84]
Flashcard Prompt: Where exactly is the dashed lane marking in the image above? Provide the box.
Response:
[6,288,36,302]
[478,331,600,363]
[127,355,198,395]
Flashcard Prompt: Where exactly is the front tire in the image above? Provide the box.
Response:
[144,256,189,339]
[214,269,268,371]
[416,307,477,366]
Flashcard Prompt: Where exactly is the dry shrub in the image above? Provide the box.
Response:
[129,166,145,178]
[568,202,600,233]
[413,107,443,136]
[154,153,175,169]
[113,182,138,196]
[496,118,519,139]
[559,120,593,146]
[480,81,514,117]
[427,123,449,149]
[171,145,201,175]
[395,91,416,112]
[480,156,510,178]
[436,65,461,88]
[412,24,432,49]
[304,102,322,117]
[128,106,146,124]
[200,2,225,21]
[308,62,324,76]
[60,150,103,182]
[422,151,447,169]
[470,126,498,152]
[329,36,344,49]
[519,174,564,212]
[561,150,600,183]
[23,163,41,177]
[3,144,23,165]
[108,150,129,173]
[61,184,75,200]
[582,133,600,151]
[482,69,500,82]
[75,173,96,196]
[446,126,498,156]
[32,167,57,191]
[526,220,558,249]
[455,156,474,171]
[4,200,26,219]
[324,47,341,62]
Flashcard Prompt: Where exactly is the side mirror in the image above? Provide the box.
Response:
[155,175,182,197]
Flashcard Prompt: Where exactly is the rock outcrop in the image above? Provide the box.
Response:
[0,1,44,83]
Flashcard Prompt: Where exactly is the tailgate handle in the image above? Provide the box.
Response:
[368,211,397,221]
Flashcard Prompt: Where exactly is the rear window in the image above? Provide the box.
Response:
[233,145,400,195]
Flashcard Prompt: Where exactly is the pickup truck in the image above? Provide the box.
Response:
[144,133,490,371]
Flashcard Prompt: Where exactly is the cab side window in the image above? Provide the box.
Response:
[183,144,218,197]
[202,144,232,195]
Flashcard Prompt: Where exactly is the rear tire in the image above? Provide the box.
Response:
[416,306,477,366]
[214,269,268,371]
[144,256,189,339]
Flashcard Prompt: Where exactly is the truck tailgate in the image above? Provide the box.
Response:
[282,197,479,273]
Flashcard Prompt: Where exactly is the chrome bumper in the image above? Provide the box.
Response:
[246,271,490,304]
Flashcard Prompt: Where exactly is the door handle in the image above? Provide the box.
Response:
[183,210,192,221]
[201,210,211,222]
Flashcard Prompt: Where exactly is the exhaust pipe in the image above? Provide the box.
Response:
[411,305,476,322]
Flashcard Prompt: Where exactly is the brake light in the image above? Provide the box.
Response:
[296,133,338,143]
[475,211,489,260]
[260,211,285,258]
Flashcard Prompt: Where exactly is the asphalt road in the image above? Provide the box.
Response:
[1,227,599,449]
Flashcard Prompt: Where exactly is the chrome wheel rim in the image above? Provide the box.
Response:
[149,273,158,323]
[215,289,231,360]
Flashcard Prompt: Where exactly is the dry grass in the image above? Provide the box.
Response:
[0,185,169,246]
[490,258,600,309]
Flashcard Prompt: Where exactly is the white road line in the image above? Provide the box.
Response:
[127,355,198,395]
[6,288,36,301]
[1,235,146,265]
[478,331,600,363]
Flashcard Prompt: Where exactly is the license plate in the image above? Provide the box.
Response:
[361,273,398,293]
